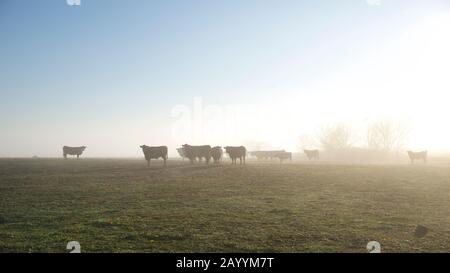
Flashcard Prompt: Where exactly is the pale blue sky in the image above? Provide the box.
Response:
[1,0,449,156]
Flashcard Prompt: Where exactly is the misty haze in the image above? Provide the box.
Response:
[1,0,449,255]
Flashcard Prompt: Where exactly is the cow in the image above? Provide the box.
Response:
[182,144,212,164]
[224,146,246,165]
[63,146,86,159]
[407,151,427,164]
[304,149,320,160]
[177,147,186,160]
[249,151,262,159]
[210,146,223,164]
[140,145,168,167]
[275,151,292,163]
[250,150,284,161]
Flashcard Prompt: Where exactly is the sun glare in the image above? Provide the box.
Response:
[271,12,450,152]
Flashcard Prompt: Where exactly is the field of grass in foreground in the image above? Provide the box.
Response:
[0,158,449,253]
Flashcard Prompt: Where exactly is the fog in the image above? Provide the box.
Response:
[1,4,450,158]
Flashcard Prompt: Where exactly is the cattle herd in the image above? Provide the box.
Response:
[62,144,287,166]
[249,150,292,162]
[61,145,429,166]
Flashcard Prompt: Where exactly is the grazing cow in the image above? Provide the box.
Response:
[177,147,186,160]
[211,146,223,164]
[182,144,212,164]
[63,146,86,159]
[224,146,246,165]
[304,149,320,160]
[407,151,427,164]
[275,151,292,163]
[250,150,285,161]
[140,145,168,167]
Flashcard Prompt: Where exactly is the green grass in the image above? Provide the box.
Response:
[0,158,449,253]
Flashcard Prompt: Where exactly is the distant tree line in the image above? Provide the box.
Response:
[298,118,411,159]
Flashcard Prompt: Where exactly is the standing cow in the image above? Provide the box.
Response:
[63,146,87,160]
[304,149,320,160]
[407,151,427,164]
[224,146,246,165]
[275,151,292,163]
[177,147,186,160]
[182,144,212,164]
[250,150,285,161]
[140,145,168,167]
[211,146,223,164]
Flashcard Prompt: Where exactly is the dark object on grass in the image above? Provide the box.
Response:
[0,215,6,224]
[414,225,428,238]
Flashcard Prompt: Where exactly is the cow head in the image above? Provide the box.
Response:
[81,146,87,151]
[140,145,147,149]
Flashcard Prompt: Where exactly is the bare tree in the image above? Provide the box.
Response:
[366,118,410,154]
[318,124,353,151]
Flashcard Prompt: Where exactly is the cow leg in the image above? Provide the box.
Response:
[77,155,79,160]
[147,159,150,167]
[163,158,167,166]
[64,154,67,160]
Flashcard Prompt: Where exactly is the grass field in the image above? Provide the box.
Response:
[0,158,449,253]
